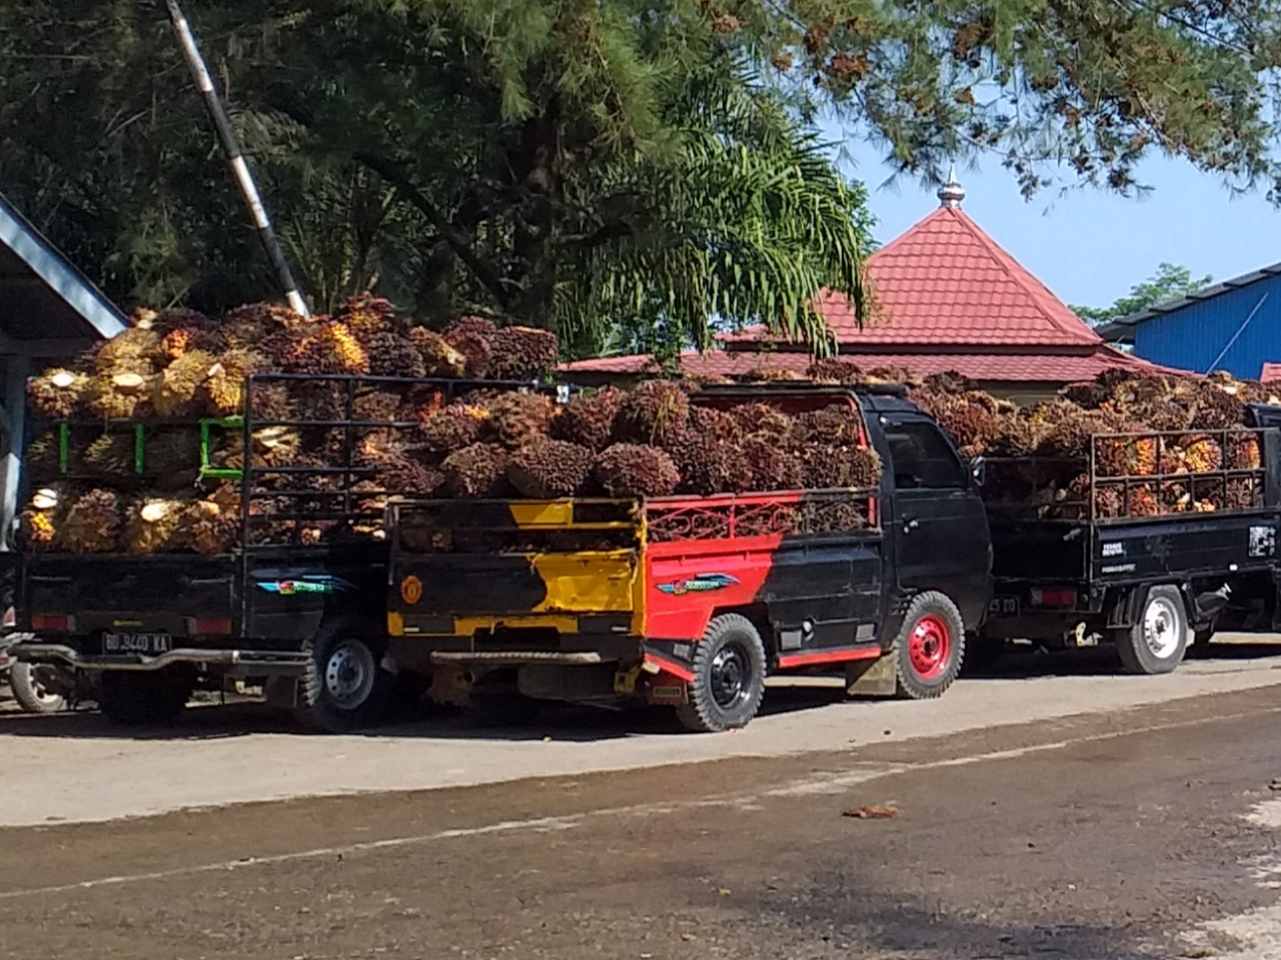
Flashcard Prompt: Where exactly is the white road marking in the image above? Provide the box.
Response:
[5,706,1279,903]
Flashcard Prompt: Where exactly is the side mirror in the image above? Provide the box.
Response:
[969,456,986,488]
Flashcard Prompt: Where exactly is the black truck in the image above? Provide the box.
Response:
[384,383,994,731]
[978,406,1281,673]
[13,373,562,731]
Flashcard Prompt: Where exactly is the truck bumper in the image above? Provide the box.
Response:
[13,643,309,675]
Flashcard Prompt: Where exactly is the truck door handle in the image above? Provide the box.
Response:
[903,519,919,533]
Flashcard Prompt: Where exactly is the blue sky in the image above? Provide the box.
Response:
[829,134,1281,312]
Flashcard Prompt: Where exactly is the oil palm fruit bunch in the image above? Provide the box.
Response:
[1189,384,1245,430]
[335,293,399,343]
[1134,399,1189,433]
[1227,477,1259,510]
[218,302,308,350]
[95,327,164,376]
[248,382,295,423]
[1225,431,1263,470]
[409,327,468,378]
[152,349,216,418]
[551,388,621,452]
[1159,480,1193,513]
[613,380,690,446]
[419,404,489,460]
[729,403,793,442]
[1095,425,1158,478]
[125,497,190,554]
[486,392,554,449]
[28,368,87,419]
[923,371,977,395]
[442,317,496,378]
[82,432,136,478]
[1181,435,1223,473]
[154,310,220,361]
[84,371,157,419]
[21,486,66,549]
[988,415,1037,457]
[488,326,559,381]
[58,488,123,553]
[1059,380,1108,408]
[365,331,428,379]
[250,426,302,468]
[293,322,370,375]
[668,434,753,497]
[864,365,920,388]
[791,404,863,446]
[847,446,883,489]
[741,436,803,492]
[1127,485,1160,517]
[443,443,511,498]
[202,349,264,417]
[806,359,862,384]
[1093,483,1125,519]
[188,484,241,554]
[143,429,202,487]
[373,454,445,497]
[801,444,856,489]
[24,431,64,483]
[352,389,406,423]
[594,444,680,498]
[687,405,744,444]
[931,396,996,455]
[507,437,595,498]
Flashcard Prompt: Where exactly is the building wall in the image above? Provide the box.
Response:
[1132,274,1281,378]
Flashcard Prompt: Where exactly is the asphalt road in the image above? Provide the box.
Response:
[3,681,1281,959]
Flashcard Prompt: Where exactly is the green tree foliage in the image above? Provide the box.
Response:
[1,0,1278,352]
[1074,263,1214,325]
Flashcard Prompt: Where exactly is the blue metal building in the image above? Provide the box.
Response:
[1097,263,1281,379]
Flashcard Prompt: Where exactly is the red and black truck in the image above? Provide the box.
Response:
[385,383,993,731]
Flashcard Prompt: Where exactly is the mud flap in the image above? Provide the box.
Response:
[264,675,299,709]
[844,654,896,698]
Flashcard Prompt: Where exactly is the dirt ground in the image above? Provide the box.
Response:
[2,677,1281,958]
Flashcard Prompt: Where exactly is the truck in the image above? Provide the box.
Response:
[12,373,562,731]
[384,383,994,731]
[977,406,1281,672]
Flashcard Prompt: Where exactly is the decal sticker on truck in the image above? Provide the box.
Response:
[256,576,352,596]
[656,573,739,596]
[1249,525,1277,558]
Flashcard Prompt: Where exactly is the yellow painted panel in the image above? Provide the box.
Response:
[509,501,574,528]
[454,615,580,634]
[531,552,637,613]
[387,611,405,637]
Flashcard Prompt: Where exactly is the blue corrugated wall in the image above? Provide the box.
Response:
[1132,274,1281,378]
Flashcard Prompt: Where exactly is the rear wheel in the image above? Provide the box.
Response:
[1117,585,1189,675]
[298,618,393,733]
[676,614,767,733]
[9,661,67,714]
[99,668,193,726]
[893,592,965,699]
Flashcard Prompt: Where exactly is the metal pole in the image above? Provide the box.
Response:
[163,0,310,318]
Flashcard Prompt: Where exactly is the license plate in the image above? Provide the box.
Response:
[988,597,1019,616]
[102,633,172,655]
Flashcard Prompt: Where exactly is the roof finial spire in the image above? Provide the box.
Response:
[938,163,965,209]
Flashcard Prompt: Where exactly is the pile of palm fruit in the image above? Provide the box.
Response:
[21,297,560,554]
[802,360,1271,520]
[20,303,883,553]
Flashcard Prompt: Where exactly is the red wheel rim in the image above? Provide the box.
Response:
[908,614,951,680]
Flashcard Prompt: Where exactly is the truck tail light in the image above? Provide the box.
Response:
[1030,589,1076,608]
[186,617,233,636]
[31,614,73,632]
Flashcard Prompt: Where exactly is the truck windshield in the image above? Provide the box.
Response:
[884,421,967,490]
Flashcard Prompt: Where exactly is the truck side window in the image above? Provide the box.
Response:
[884,421,967,490]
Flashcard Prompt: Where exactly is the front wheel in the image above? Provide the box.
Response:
[298,618,393,733]
[676,614,767,733]
[1117,585,1189,675]
[9,661,67,714]
[893,592,966,699]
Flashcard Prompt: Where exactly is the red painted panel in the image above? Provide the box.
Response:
[776,645,882,669]
[643,544,777,640]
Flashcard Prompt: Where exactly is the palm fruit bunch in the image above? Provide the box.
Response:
[28,368,88,419]
[1189,382,1244,430]
[1127,485,1160,518]
[1093,483,1125,519]
[187,484,241,554]
[730,402,793,443]
[1095,426,1158,478]
[508,438,595,498]
[419,403,489,460]
[486,392,554,449]
[666,434,753,497]
[293,322,370,375]
[595,444,680,498]
[24,431,64,484]
[335,293,399,343]
[741,436,803,492]
[406,327,468,379]
[613,380,690,446]
[21,486,66,549]
[1180,435,1223,473]
[152,349,217,418]
[84,371,156,419]
[364,331,428,379]
[1227,477,1260,510]
[1225,432,1263,470]
[373,454,445,497]
[58,488,123,553]
[352,389,405,423]
[925,394,996,458]
[806,359,862,384]
[488,326,559,381]
[202,349,263,416]
[551,388,622,452]
[82,433,136,478]
[442,317,496,378]
[125,497,190,554]
[95,326,164,377]
[443,443,511,498]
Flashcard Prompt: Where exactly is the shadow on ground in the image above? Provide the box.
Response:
[0,640,1278,743]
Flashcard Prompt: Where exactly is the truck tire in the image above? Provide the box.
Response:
[1117,585,1189,675]
[99,668,193,726]
[9,661,67,714]
[676,614,767,733]
[893,592,965,699]
[297,617,393,733]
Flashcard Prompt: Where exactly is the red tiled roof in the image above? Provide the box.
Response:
[720,206,1099,348]
[562,344,1160,384]
[1262,362,1281,382]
